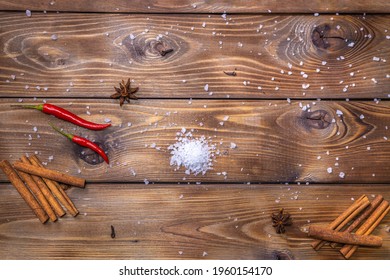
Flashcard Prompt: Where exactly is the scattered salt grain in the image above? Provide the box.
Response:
[230,142,237,149]
[26,10,32,17]
[339,172,345,179]
[327,167,333,174]
[204,84,209,92]
[373,56,380,62]
[51,34,58,41]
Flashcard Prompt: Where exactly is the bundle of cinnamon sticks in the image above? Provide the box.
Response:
[308,194,390,259]
[0,155,85,223]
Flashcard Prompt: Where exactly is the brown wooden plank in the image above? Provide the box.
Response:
[0,13,389,99]
[1,99,390,183]
[0,183,389,260]
[0,0,389,13]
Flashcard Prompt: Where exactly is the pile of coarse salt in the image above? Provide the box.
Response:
[168,128,215,175]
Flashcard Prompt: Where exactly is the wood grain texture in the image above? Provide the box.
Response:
[1,0,389,13]
[1,99,390,183]
[1,13,389,99]
[0,183,389,260]
[1,4,390,262]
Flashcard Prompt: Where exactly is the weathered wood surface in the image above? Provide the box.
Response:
[1,2,390,261]
[1,13,389,99]
[1,99,390,183]
[1,0,389,13]
[0,183,389,260]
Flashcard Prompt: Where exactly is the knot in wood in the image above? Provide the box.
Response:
[301,109,332,130]
[122,35,176,63]
[311,23,351,52]
[272,250,295,260]
[37,46,70,68]
[151,40,174,57]
[76,141,107,165]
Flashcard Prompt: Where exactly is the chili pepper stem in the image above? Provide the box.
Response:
[10,104,44,111]
[49,123,73,140]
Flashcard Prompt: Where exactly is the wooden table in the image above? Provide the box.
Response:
[0,1,389,260]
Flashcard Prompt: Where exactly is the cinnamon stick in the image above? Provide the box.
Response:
[330,195,383,248]
[340,200,390,259]
[16,164,57,222]
[312,195,369,250]
[58,185,79,216]
[30,155,78,217]
[0,160,48,223]
[308,225,382,247]
[333,200,371,231]
[13,161,85,188]
[21,156,66,218]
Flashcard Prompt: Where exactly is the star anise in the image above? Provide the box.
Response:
[271,208,292,234]
[111,78,139,106]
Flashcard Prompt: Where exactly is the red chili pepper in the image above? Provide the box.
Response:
[14,104,111,131]
[50,124,109,164]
